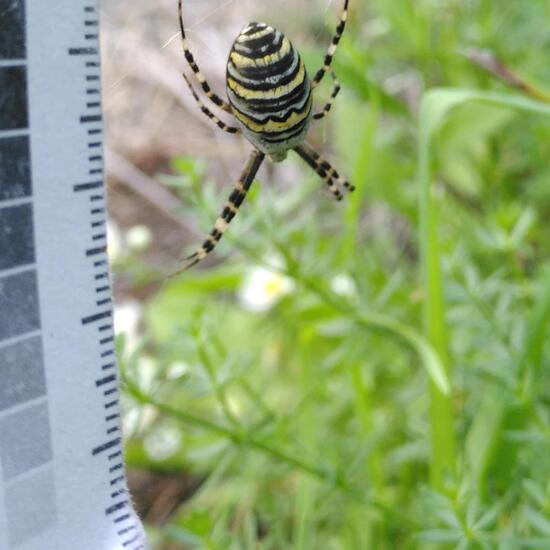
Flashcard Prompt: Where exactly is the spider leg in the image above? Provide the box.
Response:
[182,73,241,135]
[312,72,341,121]
[311,0,350,89]
[295,142,354,200]
[295,146,343,201]
[177,150,266,272]
[178,0,232,113]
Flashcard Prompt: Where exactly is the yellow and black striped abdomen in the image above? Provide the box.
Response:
[226,22,312,162]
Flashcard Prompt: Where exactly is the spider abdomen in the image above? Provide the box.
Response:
[226,22,312,161]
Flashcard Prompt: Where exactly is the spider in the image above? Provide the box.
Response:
[178,0,353,269]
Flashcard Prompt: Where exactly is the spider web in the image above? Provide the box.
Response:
[162,0,338,49]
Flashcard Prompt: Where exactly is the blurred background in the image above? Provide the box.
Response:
[101,0,550,548]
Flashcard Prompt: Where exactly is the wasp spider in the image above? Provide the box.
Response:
[178,0,352,269]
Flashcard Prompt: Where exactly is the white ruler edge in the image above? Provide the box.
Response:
[0,1,147,548]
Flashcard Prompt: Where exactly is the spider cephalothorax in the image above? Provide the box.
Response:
[177,0,352,269]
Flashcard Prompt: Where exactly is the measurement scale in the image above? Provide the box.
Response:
[0,1,147,548]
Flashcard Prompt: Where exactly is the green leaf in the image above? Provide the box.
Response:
[523,507,550,537]
[419,87,550,488]
[165,525,206,547]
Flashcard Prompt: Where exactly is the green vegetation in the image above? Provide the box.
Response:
[117,1,550,547]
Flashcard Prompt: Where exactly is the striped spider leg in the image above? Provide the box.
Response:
[311,0,350,89]
[181,73,241,135]
[313,71,341,121]
[177,1,352,270]
[295,142,354,201]
[178,0,232,113]
[182,150,265,271]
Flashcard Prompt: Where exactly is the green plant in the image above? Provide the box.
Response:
[114,1,550,547]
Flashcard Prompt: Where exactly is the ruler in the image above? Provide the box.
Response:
[0,1,147,548]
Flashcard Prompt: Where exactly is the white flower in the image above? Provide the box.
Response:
[166,361,190,380]
[135,355,157,392]
[114,300,142,355]
[107,220,123,261]
[126,225,153,251]
[238,265,294,313]
[144,425,182,461]
[330,274,357,298]
[123,404,157,436]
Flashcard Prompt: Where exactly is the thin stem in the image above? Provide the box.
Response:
[124,374,419,528]
[230,229,449,394]
[196,343,240,428]
[418,97,457,489]
[462,48,550,104]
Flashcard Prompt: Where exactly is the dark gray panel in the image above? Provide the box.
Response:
[0,136,31,201]
[0,270,40,340]
[0,66,28,130]
[0,401,52,481]
[0,203,35,270]
[0,336,46,411]
[0,0,26,60]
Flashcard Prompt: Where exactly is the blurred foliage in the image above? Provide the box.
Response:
[114,0,550,548]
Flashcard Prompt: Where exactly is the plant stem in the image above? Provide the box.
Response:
[417,87,550,488]
[418,98,457,489]
[124,375,419,528]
